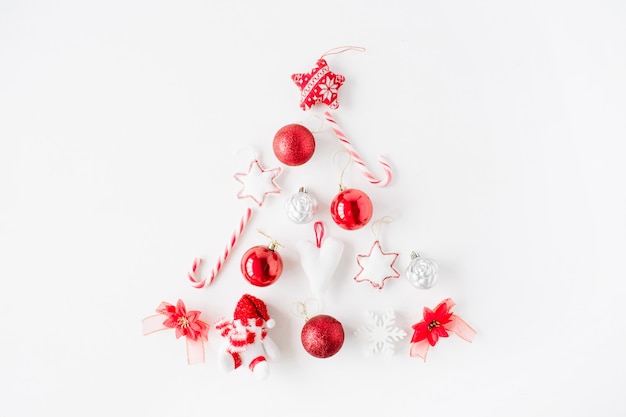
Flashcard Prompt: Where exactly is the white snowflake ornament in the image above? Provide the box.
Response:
[354,310,407,356]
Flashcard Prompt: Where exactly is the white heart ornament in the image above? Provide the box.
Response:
[297,222,344,301]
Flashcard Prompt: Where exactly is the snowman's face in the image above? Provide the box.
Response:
[232,318,266,344]
[233,318,265,333]
[242,318,264,332]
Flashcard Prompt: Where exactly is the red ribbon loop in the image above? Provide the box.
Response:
[314,221,325,248]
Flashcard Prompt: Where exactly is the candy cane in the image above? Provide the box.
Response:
[188,207,252,288]
[324,111,393,187]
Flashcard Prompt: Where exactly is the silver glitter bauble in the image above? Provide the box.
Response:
[285,187,318,224]
[405,251,439,289]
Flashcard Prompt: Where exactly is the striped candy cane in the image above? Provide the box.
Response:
[188,207,252,288]
[324,111,393,187]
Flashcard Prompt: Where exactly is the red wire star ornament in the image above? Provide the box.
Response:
[291,58,346,111]
[234,159,282,207]
[353,240,400,290]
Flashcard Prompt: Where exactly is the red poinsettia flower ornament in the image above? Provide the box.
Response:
[157,299,209,342]
[410,298,476,361]
[142,299,210,365]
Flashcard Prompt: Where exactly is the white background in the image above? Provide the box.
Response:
[1,1,625,416]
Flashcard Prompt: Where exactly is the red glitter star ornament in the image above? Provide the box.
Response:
[291,46,365,111]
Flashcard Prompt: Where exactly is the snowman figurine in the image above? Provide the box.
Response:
[215,294,280,380]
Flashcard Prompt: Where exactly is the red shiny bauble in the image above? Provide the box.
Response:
[273,124,315,166]
[301,314,345,358]
[240,245,283,287]
[330,188,373,230]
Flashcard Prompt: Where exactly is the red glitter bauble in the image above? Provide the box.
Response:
[330,188,373,230]
[273,124,316,166]
[301,314,345,358]
[240,245,283,287]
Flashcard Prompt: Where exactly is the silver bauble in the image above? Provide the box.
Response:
[285,187,318,224]
[405,251,439,289]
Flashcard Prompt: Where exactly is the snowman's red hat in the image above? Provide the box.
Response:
[233,294,275,328]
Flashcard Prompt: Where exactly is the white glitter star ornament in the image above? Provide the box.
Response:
[355,310,407,356]
[233,149,282,207]
[353,217,400,290]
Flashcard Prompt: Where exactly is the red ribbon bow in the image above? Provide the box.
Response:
[410,298,476,361]
[142,299,210,365]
